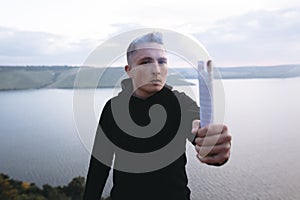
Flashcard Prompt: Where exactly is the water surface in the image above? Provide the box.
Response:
[0,78,299,199]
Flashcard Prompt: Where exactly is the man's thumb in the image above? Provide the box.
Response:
[191,120,200,134]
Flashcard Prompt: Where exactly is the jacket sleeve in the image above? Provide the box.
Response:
[83,101,114,200]
[174,90,200,144]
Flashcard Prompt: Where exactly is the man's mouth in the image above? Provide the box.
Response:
[150,79,162,84]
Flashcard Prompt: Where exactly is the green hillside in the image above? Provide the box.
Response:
[0,65,300,90]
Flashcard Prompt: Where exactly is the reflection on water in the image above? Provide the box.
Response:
[0,78,300,200]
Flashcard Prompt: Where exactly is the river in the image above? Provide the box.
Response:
[0,78,299,199]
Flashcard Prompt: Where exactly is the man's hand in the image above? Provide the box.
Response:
[191,120,232,166]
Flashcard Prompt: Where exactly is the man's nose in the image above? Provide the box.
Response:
[152,61,161,74]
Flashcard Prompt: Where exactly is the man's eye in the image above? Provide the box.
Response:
[140,60,150,65]
[158,60,167,64]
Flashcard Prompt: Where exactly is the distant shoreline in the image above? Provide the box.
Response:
[1,64,300,91]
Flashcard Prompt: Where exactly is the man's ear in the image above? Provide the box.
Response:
[125,65,133,78]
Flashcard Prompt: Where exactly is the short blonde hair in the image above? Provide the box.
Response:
[126,32,165,65]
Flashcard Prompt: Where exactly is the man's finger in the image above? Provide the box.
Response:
[195,124,228,138]
[191,119,200,135]
[194,133,231,146]
[195,142,231,156]
[197,151,230,165]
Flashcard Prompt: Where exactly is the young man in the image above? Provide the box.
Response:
[83,32,231,200]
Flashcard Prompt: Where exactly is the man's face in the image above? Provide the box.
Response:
[126,42,168,99]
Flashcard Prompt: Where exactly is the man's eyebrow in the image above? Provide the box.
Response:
[158,57,167,60]
[137,57,168,62]
[138,57,154,61]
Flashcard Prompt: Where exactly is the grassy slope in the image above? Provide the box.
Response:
[0,68,54,90]
[0,65,300,90]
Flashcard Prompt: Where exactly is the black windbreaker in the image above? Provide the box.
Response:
[83,78,199,200]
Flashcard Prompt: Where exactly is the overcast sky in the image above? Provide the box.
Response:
[1,0,299,66]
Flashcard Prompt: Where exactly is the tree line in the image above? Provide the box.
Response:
[0,173,110,200]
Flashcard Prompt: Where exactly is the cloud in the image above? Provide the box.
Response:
[1,7,300,66]
[192,7,300,66]
[0,27,97,65]
[110,23,146,33]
